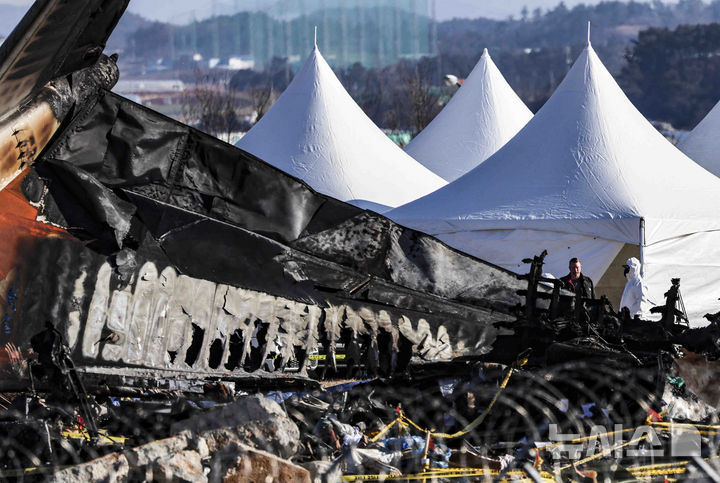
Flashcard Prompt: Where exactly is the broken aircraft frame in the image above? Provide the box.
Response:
[0,0,527,394]
[0,0,717,397]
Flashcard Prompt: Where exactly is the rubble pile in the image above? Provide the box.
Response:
[0,253,718,481]
[2,332,720,481]
[0,250,718,481]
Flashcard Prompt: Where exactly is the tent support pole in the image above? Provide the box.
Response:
[639,218,645,277]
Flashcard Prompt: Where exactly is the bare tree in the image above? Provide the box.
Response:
[181,69,243,143]
[249,78,274,124]
[404,68,441,137]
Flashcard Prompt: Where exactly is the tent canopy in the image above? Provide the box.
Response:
[404,49,533,182]
[391,44,720,247]
[236,46,446,208]
[678,100,720,178]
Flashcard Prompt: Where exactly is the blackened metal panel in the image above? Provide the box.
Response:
[0,0,129,120]
[48,91,348,244]
[292,212,524,309]
[48,93,187,186]
[124,190,324,304]
[36,158,135,248]
[386,227,523,309]
[7,234,502,379]
[43,90,524,309]
[182,130,326,242]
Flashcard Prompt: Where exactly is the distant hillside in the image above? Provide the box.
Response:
[438,0,720,73]
[619,22,720,129]
[106,12,153,56]
[120,0,720,72]
[0,7,150,56]
[111,0,720,131]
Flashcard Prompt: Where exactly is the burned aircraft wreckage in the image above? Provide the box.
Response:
[1,0,719,394]
[0,0,531,392]
[3,1,720,480]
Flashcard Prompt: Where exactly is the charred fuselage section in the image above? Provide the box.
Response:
[3,3,720,482]
[1,0,719,398]
[0,44,523,389]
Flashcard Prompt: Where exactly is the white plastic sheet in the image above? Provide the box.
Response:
[436,229,624,282]
[346,199,392,214]
[620,257,654,319]
[391,45,720,245]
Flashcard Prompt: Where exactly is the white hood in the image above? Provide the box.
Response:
[620,256,653,319]
[389,42,720,324]
[625,257,641,280]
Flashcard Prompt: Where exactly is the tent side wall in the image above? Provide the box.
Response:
[410,220,720,324]
[434,229,625,286]
[644,230,720,324]
[434,228,720,324]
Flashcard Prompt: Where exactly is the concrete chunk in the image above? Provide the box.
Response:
[47,452,129,483]
[152,450,206,483]
[209,442,310,483]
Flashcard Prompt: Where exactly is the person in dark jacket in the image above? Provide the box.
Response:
[559,257,595,299]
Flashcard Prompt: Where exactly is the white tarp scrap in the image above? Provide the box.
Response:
[390,42,720,324]
[236,46,446,208]
[404,49,533,182]
[643,231,720,321]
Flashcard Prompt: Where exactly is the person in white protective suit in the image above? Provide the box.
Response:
[620,257,654,319]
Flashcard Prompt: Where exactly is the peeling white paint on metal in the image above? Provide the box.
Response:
[76,261,458,373]
[66,269,87,349]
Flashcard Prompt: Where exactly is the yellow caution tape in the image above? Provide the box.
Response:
[266,353,347,360]
[342,467,554,481]
[372,357,526,442]
[530,421,719,455]
[340,459,707,482]
[560,433,649,470]
[536,427,638,451]
[370,417,404,443]
[652,421,720,431]
[433,357,526,439]
[61,428,127,444]
[308,354,346,360]
[626,457,720,478]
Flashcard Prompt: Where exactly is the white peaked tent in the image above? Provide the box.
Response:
[235,46,446,209]
[404,49,533,182]
[678,100,720,177]
[390,42,720,324]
